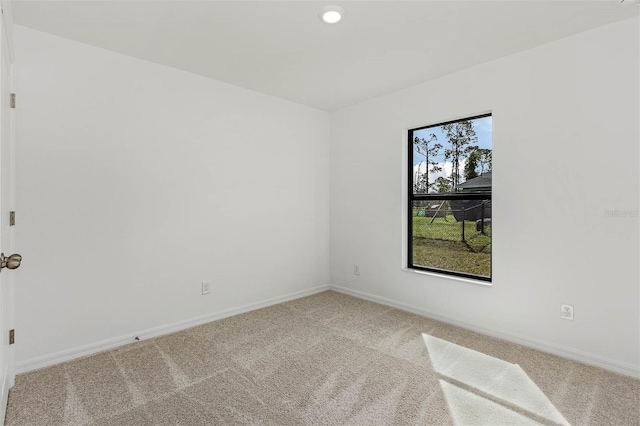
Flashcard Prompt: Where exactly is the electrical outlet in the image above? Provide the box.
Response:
[561,304,573,321]
[201,282,211,295]
[353,265,360,275]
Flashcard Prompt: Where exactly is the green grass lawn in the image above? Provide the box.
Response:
[412,213,491,277]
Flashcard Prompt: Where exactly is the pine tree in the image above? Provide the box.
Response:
[413,134,442,193]
[442,120,478,191]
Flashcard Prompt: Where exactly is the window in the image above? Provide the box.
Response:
[408,113,492,281]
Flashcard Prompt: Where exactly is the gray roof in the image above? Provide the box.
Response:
[458,172,492,189]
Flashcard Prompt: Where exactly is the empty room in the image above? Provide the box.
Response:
[0,0,638,425]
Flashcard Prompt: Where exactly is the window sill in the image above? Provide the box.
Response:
[401,267,493,287]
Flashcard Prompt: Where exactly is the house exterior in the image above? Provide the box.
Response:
[458,171,492,192]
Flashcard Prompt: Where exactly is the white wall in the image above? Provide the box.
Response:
[14,26,330,365]
[14,16,640,376]
[330,17,639,375]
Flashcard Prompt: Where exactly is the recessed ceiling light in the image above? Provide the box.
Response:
[319,5,345,24]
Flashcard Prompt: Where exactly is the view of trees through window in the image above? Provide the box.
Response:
[408,114,492,281]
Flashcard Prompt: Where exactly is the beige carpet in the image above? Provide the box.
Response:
[5,290,640,425]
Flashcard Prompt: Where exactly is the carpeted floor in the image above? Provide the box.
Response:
[5,290,640,425]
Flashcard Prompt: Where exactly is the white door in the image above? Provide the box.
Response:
[0,1,16,421]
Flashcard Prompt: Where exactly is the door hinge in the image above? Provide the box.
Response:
[9,211,15,226]
[10,93,16,109]
[9,329,14,345]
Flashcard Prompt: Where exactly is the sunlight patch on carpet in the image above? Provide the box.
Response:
[423,333,570,426]
[440,380,542,425]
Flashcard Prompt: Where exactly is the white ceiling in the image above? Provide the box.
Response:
[11,1,639,111]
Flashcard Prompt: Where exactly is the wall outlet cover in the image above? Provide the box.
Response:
[561,304,574,321]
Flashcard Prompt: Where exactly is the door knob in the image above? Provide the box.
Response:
[0,253,22,271]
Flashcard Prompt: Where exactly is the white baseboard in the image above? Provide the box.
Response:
[16,285,330,375]
[16,283,639,379]
[330,285,640,379]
